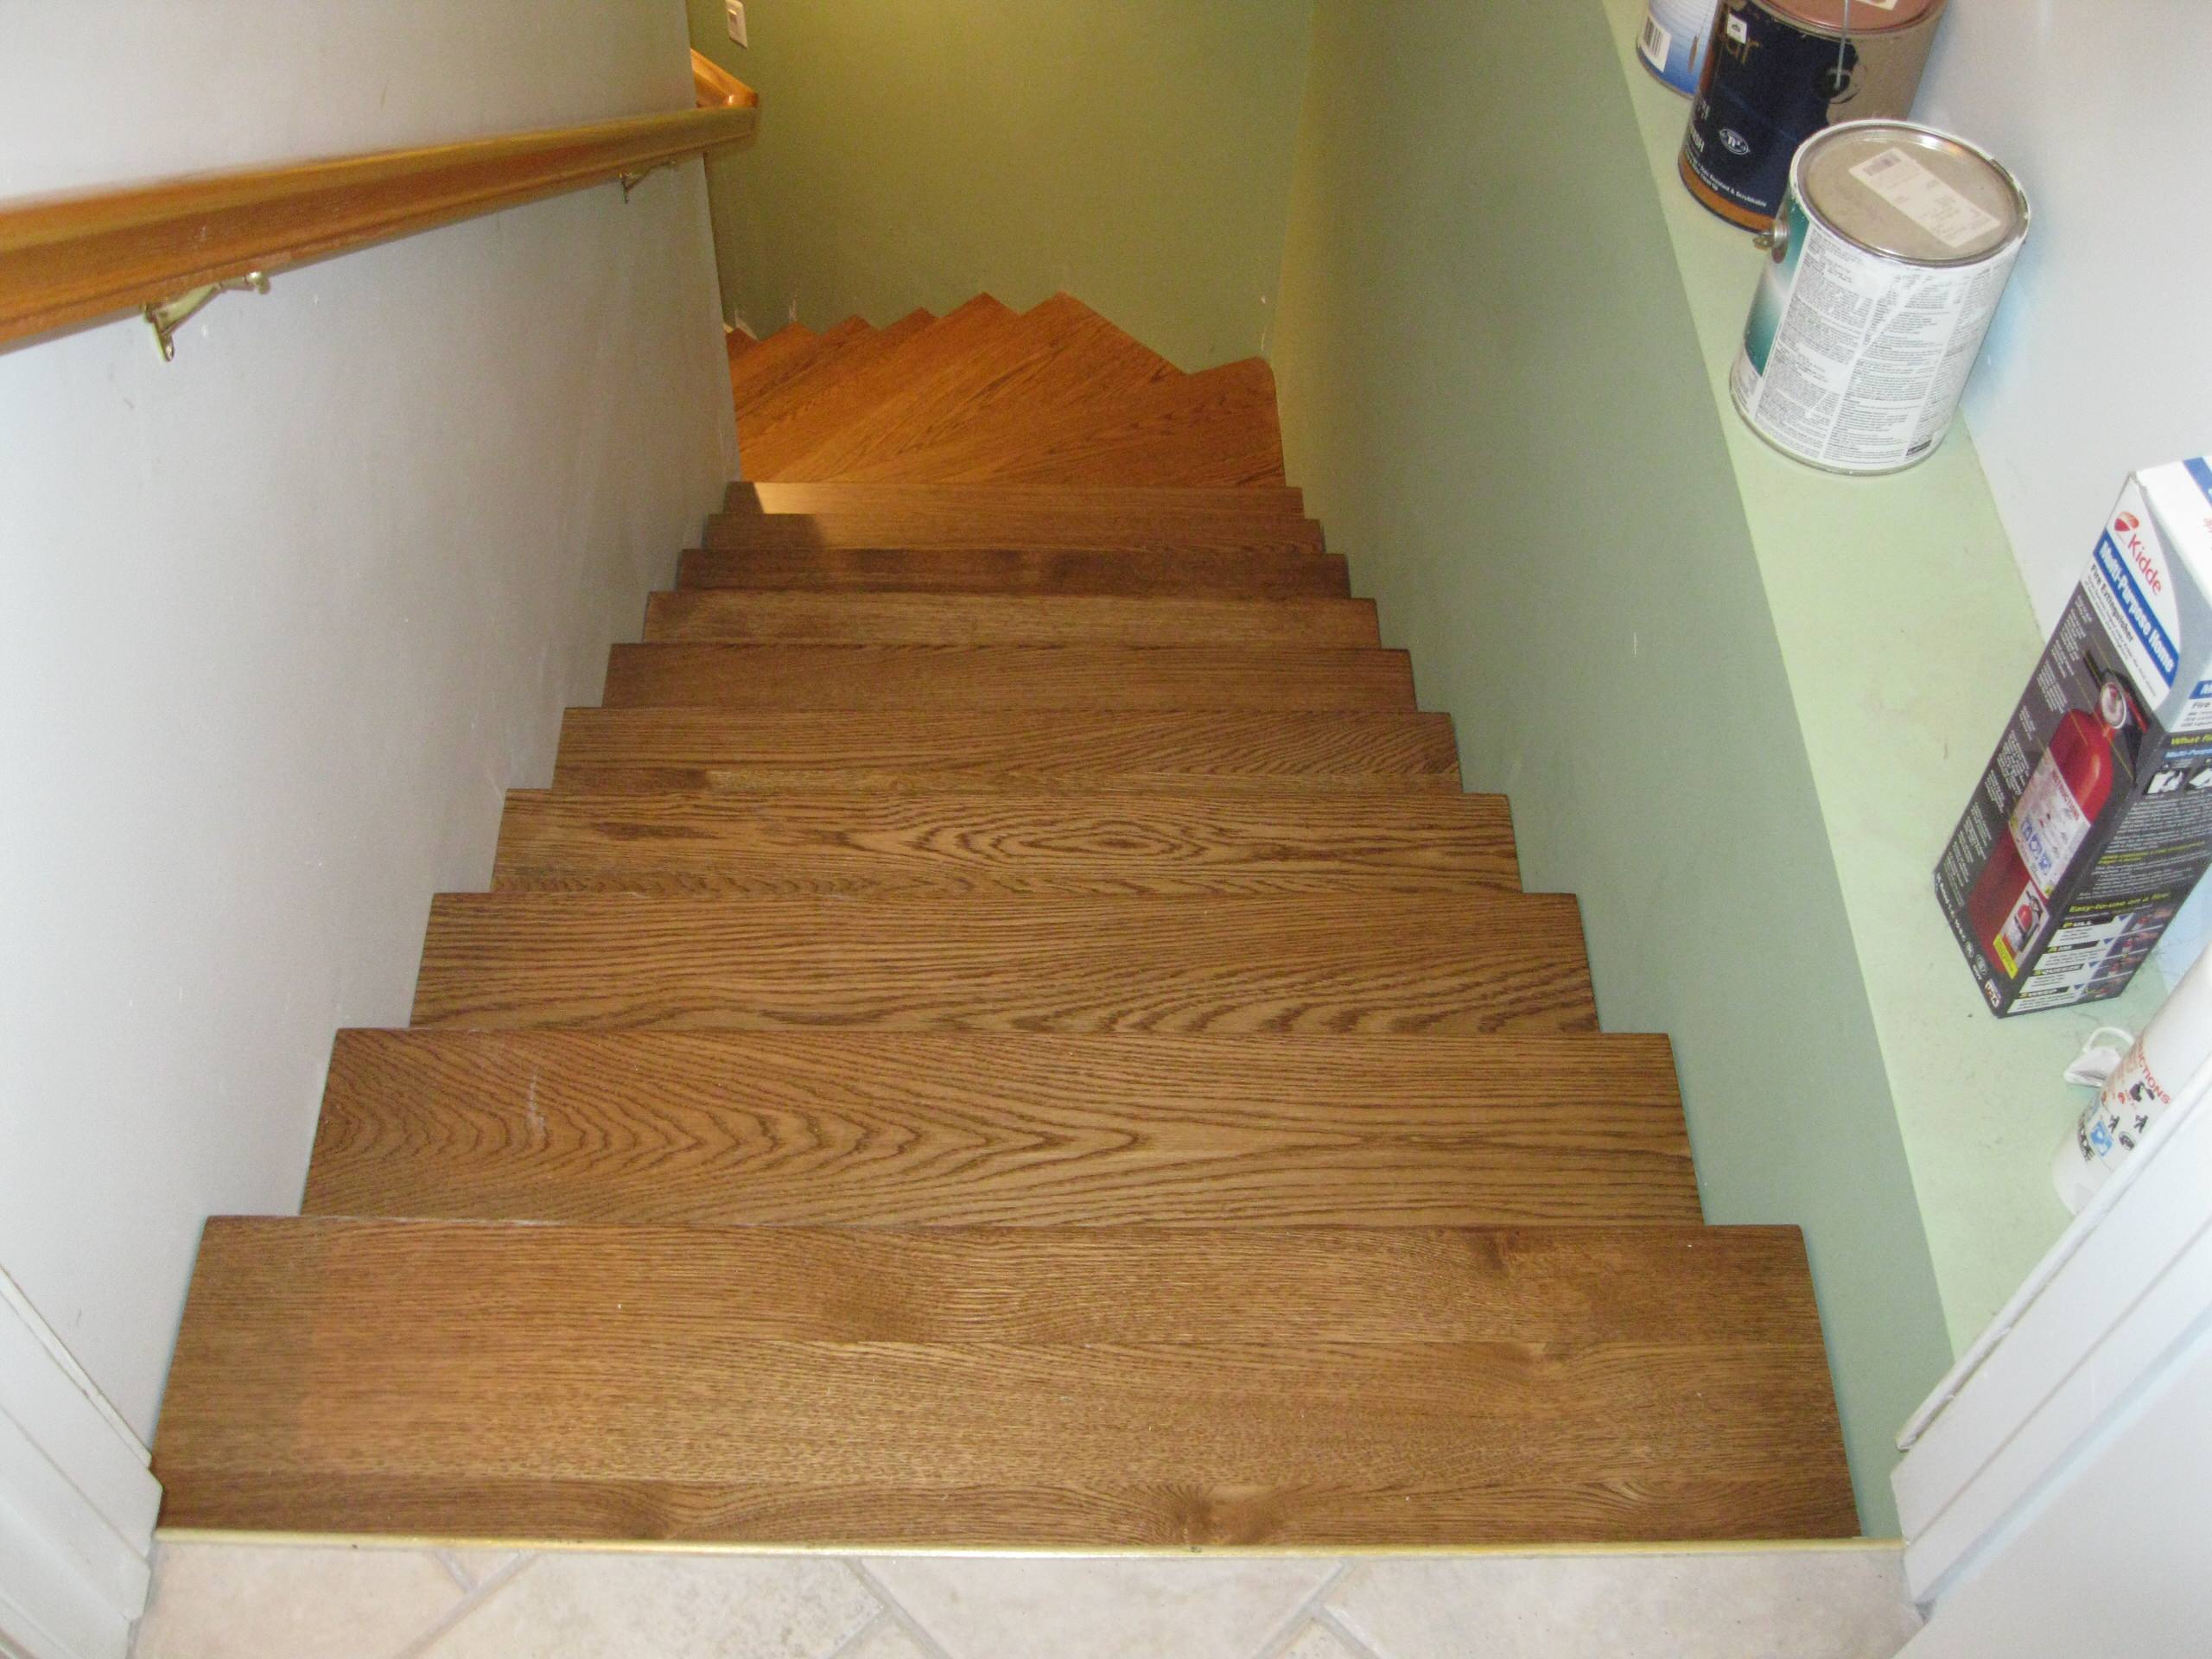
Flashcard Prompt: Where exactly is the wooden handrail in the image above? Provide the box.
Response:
[693,50,760,111]
[0,101,757,352]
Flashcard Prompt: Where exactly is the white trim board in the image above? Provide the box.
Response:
[1892,1071,2212,1605]
[0,1268,159,1659]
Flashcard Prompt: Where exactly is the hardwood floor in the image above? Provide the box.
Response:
[151,291,1857,1549]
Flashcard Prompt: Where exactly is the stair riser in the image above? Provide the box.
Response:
[726,482,1308,517]
[700,514,1325,553]
[677,548,1352,598]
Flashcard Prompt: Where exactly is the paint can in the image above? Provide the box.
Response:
[1732,121,2030,474]
[1638,0,1720,96]
[1681,0,1947,232]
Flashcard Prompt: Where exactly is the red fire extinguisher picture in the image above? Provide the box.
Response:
[1967,678,2136,977]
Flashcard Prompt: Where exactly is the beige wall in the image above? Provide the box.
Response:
[686,0,1314,369]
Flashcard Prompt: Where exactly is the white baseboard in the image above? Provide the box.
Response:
[0,1270,159,1659]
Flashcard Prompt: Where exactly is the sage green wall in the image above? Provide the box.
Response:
[685,0,1313,370]
[1269,1,1949,1535]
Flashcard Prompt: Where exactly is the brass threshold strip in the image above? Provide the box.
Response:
[157,1529,1904,1560]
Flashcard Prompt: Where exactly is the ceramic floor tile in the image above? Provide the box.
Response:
[420,1552,878,1659]
[836,1616,936,1659]
[131,1543,466,1659]
[1281,1624,1369,1659]
[1328,1549,1922,1659]
[863,1556,1340,1659]
[433,1549,520,1589]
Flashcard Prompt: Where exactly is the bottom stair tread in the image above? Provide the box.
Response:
[154,1218,1858,1546]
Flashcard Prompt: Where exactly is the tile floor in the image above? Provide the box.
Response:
[130,1540,1923,1658]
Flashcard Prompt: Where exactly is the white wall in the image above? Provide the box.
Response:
[1917,6,2212,982]
[1919,2,2212,632]
[0,1,739,1439]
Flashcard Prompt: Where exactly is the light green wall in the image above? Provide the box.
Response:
[685,0,1314,370]
[1269,0,1950,1535]
[1590,0,2170,1360]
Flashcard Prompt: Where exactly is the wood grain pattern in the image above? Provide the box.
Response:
[893,356,1285,488]
[727,482,1307,518]
[699,505,1324,553]
[600,645,1417,713]
[490,788,1516,897]
[725,322,818,406]
[307,1029,1694,1225]
[148,319,1861,1550]
[154,1217,1857,1544]
[691,50,760,110]
[409,892,1597,1034]
[0,106,756,349]
[643,592,1382,646]
[677,545,1351,599]
[736,295,1017,471]
[735,309,934,458]
[551,709,1465,793]
[761,294,1181,482]
[731,315,873,413]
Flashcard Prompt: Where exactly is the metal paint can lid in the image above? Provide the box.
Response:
[1764,0,1946,37]
[1796,120,2030,266]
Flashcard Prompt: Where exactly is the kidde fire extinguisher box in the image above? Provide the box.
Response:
[1936,457,2212,1015]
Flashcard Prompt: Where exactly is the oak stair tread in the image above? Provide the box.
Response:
[155,1217,1856,1546]
[725,318,864,410]
[642,592,1382,646]
[490,786,1518,896]
[600,644,1417,713]
[906,353,1286,488]
[409,891,1597,1034]
[737,295,1020,477]
[734,308,936,461]
[756,294,1181,484]
[306,1029,1693,1226]
[677,545,1351,598]
[550,709,1466,794]
[152,291,1858,1551]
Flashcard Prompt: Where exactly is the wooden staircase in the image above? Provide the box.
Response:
[154,294,1858,1548]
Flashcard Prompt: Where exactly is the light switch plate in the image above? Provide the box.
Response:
[726,1,747,46]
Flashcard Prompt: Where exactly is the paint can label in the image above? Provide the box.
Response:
[1731,184,2022,473]
[1639,0,1718,95]
[1685,3,1859,223]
